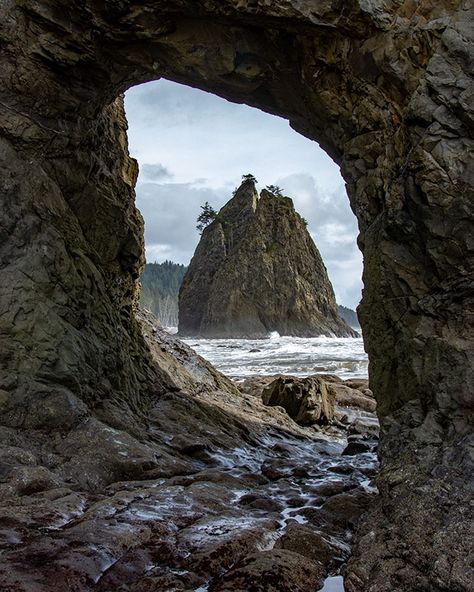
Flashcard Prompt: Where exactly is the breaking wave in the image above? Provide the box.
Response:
[183,334,368,380]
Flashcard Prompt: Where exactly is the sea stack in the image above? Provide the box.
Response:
[178,178,357,338]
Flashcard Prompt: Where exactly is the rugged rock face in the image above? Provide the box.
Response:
[179,180,355,338]
[0,1,473,591]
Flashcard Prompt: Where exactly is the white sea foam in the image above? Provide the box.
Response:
[184,335,367,380]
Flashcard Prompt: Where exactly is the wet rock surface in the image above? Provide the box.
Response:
[0,315,378,591]
[0,416,378,592]
[209,549,326,591]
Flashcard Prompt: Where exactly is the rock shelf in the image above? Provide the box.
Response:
[0,315,378,591]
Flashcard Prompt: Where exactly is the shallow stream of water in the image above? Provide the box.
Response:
[174,328,371,591]
[318,575,345,591]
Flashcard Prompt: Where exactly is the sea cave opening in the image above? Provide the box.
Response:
[124,79,368,383]
[122,80,378,591]
[2,3,470,590]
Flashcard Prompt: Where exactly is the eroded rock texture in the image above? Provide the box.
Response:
[0,1,473,590]
[0,309,380,591]
[179,180,355,338]
[262,376,335,426]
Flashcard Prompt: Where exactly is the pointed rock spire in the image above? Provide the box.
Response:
[179,178,356,338]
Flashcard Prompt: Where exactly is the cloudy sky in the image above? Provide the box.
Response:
[124,80,363,308]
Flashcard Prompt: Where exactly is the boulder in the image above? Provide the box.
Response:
[327,382,376,413]
[262,377,335,426]
[306,489,374,532]
[237,375,281,398]
[342,439,374,456]
[209,549,326,592]
[274,523,348,569]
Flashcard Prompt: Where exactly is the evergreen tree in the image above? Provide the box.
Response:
[265,184,284,197]
[242,173,257,184]
[196,202,218,233]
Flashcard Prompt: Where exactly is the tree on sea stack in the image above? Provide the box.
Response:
[242,173,258,184]
[196,201,218,233]
[265,184,283,197]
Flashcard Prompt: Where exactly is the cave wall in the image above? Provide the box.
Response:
[0,1,473,590]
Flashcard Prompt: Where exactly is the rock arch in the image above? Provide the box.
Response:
[0,1,472,590]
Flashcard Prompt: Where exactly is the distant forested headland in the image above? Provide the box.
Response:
[140,261,187,327]
[337,305,360,329]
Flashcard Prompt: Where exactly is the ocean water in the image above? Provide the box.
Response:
[182,331,368,380]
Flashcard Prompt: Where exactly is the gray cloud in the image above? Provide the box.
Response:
[137,181,227,264]
[140,163,173,181]
[276,173,362,306]
[124,80,342,191]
